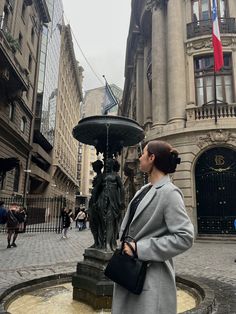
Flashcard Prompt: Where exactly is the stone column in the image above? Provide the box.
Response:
[143,45,152,129]
[151,4,167,126]
[167,0,186,125]
[136,37,144,126]
[186,53,195,106]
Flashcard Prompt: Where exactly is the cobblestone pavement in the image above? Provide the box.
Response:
[0,228,236,313]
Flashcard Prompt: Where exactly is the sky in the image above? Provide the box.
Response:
[62,0,132,91]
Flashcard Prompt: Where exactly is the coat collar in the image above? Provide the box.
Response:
[152,174,171,189]
[119,175,171,237]
[131,175,171,225]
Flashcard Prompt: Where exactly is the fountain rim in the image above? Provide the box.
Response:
[72,115,145,148]
[1,273,214,314]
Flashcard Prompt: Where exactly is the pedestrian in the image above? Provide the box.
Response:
[75,207,86,231]
[6,203,20,248]
[17,207,27,233]
[0,201,8,225]
[111,140,194,314]
[61,207,71,239]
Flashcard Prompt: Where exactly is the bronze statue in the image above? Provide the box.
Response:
[97,158,125,250]
[89,158,125,250]
[88,160,104,248]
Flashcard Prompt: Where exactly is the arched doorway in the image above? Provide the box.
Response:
[195,147,236,234]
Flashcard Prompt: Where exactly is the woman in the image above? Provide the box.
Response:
[61,207,71,239]
[6,203,20,248]
[112,140,194,314]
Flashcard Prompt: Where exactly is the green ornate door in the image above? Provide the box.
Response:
[196,147,236,234]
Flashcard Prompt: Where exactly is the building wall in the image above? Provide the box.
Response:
[51,24,83,206]
[0,0,50,197]
[122,0,236,236]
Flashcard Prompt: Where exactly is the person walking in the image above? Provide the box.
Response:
[0,201,8,225]
[61,207,71,239]
[75,208,86,231]
[6,203,20,248]
[111,140,194,314]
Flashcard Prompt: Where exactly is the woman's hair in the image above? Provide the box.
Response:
[146,140,181,174]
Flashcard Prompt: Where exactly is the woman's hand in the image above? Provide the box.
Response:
[123,241,136,256]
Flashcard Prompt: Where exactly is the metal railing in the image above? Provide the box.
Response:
[0,196,72,233]
[187,18,236,39]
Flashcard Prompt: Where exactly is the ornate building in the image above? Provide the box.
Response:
[0,0,50,197]
[121,0,236,236]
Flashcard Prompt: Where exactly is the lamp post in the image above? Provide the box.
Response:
[23,169,31,206]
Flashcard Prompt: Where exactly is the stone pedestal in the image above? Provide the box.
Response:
[72,248,114,310]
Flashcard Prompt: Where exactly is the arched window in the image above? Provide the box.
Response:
[31,27,35,44]
[13,166,20,192]
[20,117,27,133]
[192,0,227,21]
[8,102,14,121]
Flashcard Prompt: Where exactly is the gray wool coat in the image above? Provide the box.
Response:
[112,175,194,314]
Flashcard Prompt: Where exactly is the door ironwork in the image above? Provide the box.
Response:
[195,147,236,234]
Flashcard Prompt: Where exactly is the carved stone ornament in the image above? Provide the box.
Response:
[187,37,234,54]
[197,130,230,148]
[146,0,168,11]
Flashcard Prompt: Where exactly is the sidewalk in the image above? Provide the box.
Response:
[0,228,235,313]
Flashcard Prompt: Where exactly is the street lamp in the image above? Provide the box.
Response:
[23,169,31,206]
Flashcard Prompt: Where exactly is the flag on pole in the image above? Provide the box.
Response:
[212,0,224,72]
[102,82,118,114]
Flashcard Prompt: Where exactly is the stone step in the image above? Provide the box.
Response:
[196,234,236,243]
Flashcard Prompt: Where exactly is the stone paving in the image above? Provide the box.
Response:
[0,227,236,313]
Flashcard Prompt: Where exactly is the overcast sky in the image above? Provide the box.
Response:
[62,0,131,91]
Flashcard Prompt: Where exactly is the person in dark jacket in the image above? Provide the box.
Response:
[0,201,8,225]
[6,203,20,248]
[61,207,71,239]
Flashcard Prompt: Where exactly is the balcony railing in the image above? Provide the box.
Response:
[187,18,236,39]
[186,103,236,126]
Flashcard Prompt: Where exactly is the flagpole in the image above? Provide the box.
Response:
[214,64,217,124]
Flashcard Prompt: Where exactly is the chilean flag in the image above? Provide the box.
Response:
[212,0,224,72]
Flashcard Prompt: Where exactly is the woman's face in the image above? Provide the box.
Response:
[139,145,154,173]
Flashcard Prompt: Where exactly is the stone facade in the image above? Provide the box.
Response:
[121,0,236,236]
[0,0,50,196]
[51,24,83,207]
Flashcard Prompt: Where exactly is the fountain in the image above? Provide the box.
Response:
[71,115,145,309]
[0,116,215,314]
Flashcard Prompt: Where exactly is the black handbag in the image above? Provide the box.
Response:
[104,236,148,295]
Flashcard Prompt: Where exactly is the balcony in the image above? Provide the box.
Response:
[186,103,236,127]
[187,18,236,39]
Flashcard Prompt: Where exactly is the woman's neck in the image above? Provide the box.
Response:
[149,168,165,185]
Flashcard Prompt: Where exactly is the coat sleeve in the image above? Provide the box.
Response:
[137,188,194,262]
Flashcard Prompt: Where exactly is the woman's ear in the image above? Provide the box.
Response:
[150,153,155,162]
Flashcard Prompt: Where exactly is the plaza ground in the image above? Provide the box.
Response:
[0,227,235,313]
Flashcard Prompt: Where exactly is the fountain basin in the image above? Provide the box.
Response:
[0,273,215,314]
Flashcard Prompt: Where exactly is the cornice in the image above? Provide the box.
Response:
[146,0,168,11]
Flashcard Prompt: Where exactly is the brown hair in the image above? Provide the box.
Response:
[147,140,181,174]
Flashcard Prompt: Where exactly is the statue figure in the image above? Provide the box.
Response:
[97,158,125,250]
[88,159,104,248]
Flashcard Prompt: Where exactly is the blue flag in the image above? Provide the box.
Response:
[102,83,118,114]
